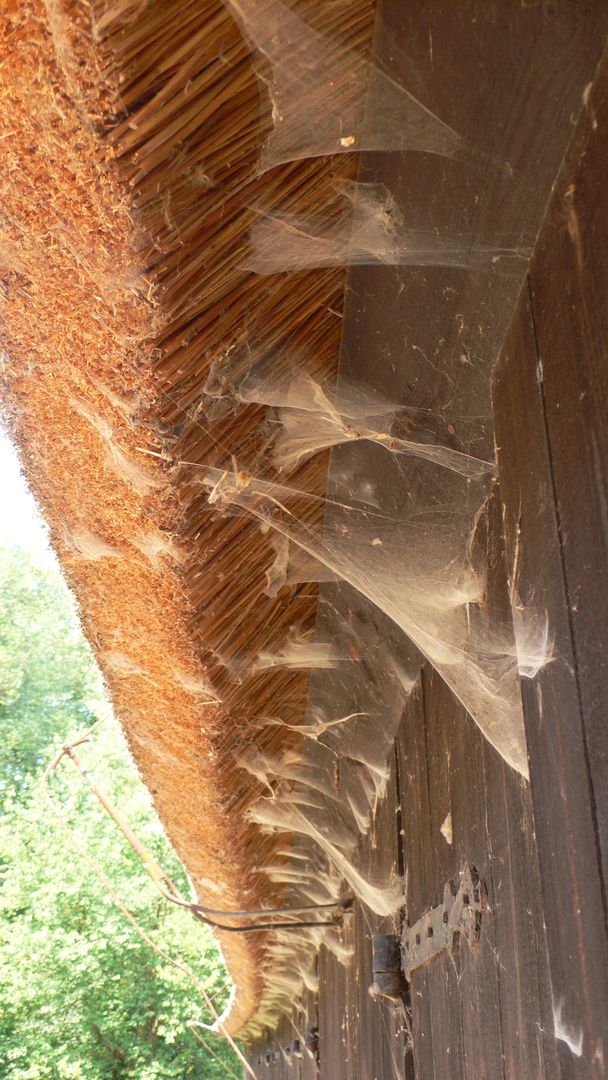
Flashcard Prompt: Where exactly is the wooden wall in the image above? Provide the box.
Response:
[247,657,563,1080]
[493,48,608,1080]
[245,5,608,1078]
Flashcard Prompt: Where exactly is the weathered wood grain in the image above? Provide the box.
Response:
[427,667,505,1080]
[528,54,608,889]
[398,673,465,1080]
[493,64,608,1069]
[395,661,560,1080]
[351,760,408,1080]
[300,985,319,1080]
[318,932,351,1080]
[246,6,608,1077]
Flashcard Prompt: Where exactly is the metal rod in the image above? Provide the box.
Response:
[59,740,351,933]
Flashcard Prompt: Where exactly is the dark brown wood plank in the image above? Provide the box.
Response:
[275,1012,301,1080]
[342,0,608,458]
[473,484,558,1079]
[318,933,351,1080]
[527,55,608,889]
[300,985,318,1080]
[397,661,561,1080]
[398,672,466,1080]
[425,659,556,1080]
[350,757,409,1080]
[493,286,608,1078]
[397,677,437,1080]
[424,666,505,1080]
[483,740,560,1080]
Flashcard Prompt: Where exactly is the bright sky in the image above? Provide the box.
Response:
[0,427,57,565]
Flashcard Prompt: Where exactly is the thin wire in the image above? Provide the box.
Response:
[188,1022,244,1080]
[191,911,341,932]
[191,899,346,918]
[59,727,350,932]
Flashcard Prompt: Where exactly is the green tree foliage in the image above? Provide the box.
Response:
[0,544,240,1079]
[0,546,100,803]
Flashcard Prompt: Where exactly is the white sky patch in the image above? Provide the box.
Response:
[0,428,56,565]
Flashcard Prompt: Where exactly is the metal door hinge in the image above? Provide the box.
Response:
[370,933,406,1000]
[401,864,486,980]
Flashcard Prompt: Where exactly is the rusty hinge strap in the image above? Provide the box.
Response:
[401,865,486,980]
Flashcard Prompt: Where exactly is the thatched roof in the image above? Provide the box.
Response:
[1,0,376,1036]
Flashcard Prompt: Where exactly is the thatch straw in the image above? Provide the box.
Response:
[0,0,375,1036]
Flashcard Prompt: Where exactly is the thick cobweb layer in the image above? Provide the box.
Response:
[177,350,534,958]
[199,458,528,777]
[226,0,466,172]
[190,423,539,1033]
[208,366,496,480]
[171,0,578,1033]
[246,180,533,274]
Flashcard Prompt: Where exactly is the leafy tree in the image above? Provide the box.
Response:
[0,545,100,803]
[0,543,241,1079]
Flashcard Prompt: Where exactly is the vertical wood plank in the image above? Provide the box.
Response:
[425,666,505,1080]
[483,744,560,1080]
[527,56,608,888]
[398,673,466,1080]
[396,661,560,1080]
[398,677,436,1080]
[318,935,351,1080]
[351,759,408,1080]
[300,985,319,1080]
[494,287,608,1079]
